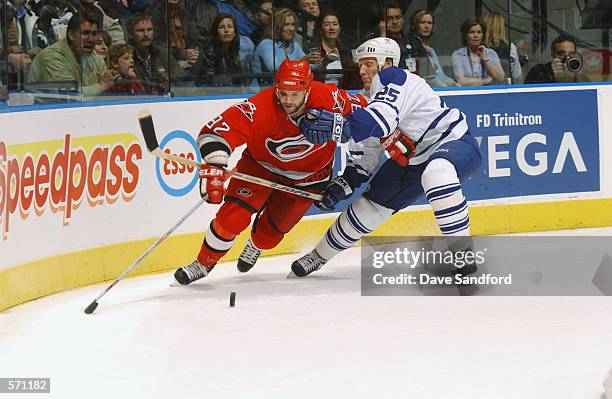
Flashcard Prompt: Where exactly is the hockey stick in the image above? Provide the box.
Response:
[83,196,208,314]
[138,109,323,202]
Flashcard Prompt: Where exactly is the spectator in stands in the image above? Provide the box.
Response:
[6,0,46,53]
[27,11,117,96]
[184,0,218,40]
[298,0,320,49]
[253,8,318,73]
[367,1,412,70]
[34,0,78,47]
[451,17,505,86]
[146,0,201,69]
[524,34,590,84]
[80,0,125,45]
[128,0,154,12]
[127,12,184,93]
[192,13,244,86]
[251,0,273,45]
[212,0,258,38]
[311,9,356,87]
[407,9,459,87]
[483,11,521,83]
[97,0,133,19]
[105,43,146,94]
[2,1,34,86]
[94,30,111,61]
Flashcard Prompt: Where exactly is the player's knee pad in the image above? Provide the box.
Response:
[421,158,459,192]
[349,196,394,233]
[215,200,256,237]
[315,196,393,261]
[251,215,284,250]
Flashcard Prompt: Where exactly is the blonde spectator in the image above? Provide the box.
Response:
[253,8,314,73]
[483,11,522,82]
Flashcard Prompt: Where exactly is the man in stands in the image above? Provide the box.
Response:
[173,59,367,285]
[27,11,117,96]
[127,12,184,93]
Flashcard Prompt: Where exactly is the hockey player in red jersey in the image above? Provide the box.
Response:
[174,59,367,285]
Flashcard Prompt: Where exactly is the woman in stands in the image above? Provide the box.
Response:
[193,13,243,87]
[253,8,320,75]
[483,11,522,83]
[407,9,459,87]
[451,17,505,86]
[310,9,357,88]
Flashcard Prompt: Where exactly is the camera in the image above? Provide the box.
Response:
[560,54,583,73]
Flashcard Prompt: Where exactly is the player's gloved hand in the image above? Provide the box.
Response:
[315,176,354,211]
[380,129,416,167]
[199,165,228,204]
[299,109,351,144]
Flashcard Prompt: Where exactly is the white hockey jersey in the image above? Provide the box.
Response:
[345,67,468,180]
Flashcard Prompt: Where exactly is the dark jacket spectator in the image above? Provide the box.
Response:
[97,0,133,19]
[127,12,184,93]
[525,35,590,84]
[193,13,243,86]
[311,10,358,89]
[34,0,79,47]
[146,0,201,64]
[183,0,218,40]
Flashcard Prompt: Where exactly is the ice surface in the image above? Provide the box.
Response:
[1,228,612,399]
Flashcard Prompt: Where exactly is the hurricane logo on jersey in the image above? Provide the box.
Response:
[265,135,326,162]
[234,101,257,122]
[331,89,345,112]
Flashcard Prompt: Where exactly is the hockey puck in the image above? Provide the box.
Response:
[229,292,236,307]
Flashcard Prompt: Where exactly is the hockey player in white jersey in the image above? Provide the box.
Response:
[291,37,482,277]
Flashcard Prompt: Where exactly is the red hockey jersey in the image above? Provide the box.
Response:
[199,81,366,183]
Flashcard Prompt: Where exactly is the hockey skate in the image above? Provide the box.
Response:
[454,259,478,277]
[291,249,327,277]
[236,239,262,273]
[174,259,214,285]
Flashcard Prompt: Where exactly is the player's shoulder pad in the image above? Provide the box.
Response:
[378,66,407,86]
[306,80,337,105]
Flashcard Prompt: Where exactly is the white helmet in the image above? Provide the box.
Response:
[354,37,401,70]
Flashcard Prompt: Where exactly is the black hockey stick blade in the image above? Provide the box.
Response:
[84,300,99,314]
[138,109,160,152]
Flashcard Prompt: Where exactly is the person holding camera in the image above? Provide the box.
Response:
[525,34,589,84]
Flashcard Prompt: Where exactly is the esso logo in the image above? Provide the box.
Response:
[155,130,201,197]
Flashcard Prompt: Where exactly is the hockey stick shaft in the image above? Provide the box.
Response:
[138,109,323,202]
[84,196,206,314]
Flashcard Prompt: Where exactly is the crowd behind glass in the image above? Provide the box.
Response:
[0,0,608,105]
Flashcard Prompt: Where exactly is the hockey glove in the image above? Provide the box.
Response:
[380,129,416,167]
[199,165,228,204]
[299,109,351,144]
[315,176,355,211]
